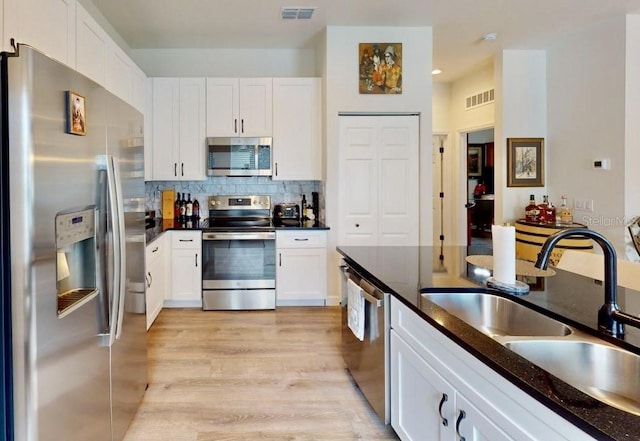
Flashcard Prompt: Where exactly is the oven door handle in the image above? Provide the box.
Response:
[203,232,276,241]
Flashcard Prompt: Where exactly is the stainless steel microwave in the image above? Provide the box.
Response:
[206,137,272,177]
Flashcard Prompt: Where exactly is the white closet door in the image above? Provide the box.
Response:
[339,115,419,246]
[339,117,378,245]
[378,117,420,245]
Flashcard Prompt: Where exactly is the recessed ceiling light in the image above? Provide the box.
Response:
[432,69,442,75]
[482,32,498,41]
[281,7,316,20]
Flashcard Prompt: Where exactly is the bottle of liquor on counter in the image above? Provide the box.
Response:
[192,197,200,221]
[559,195,573,224]
[540,195,556,224]
[186,193,193,218]
[174,192,181,220]
[301,194,307,220]
[537,195,548,223]
[524,194,540,223]
[179,192,187,222]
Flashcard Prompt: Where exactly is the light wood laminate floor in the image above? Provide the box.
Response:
[124,307,399,441]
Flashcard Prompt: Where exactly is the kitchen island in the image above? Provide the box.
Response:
[337,245,640,441]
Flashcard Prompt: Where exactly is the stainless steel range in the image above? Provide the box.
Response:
[201,195,276,310]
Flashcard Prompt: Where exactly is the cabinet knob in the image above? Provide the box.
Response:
[355,223,360,228]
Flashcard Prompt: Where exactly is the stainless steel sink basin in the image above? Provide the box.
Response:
[422,292,572,338]
[505,340,640,416]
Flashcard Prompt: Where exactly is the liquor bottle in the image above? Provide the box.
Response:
[186,193,193,218]
[540,196,549,223]
[174,193,181,220]
[193,197,200,221]
[540,195,556,224]
[179,192,187,222]
[301,194,307,220]
[524,194,540,223]
[559,195,573,224]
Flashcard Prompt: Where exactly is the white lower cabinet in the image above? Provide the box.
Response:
[167,231,202,307]
[276,230,327,306]
[145,234,168,330]
[390,297,597,441]
[391,331,456,440]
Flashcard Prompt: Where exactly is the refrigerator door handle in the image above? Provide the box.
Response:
[110,156,127,341]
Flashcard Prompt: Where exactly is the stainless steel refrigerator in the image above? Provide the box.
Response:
[0,44,147,441]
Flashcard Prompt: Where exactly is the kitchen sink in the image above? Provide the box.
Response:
[505,339,640,416]
[421,292,573,338]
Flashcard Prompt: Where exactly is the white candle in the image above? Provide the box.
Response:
[492,224,516,285]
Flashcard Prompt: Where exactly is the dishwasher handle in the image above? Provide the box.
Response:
[342,265,384,308]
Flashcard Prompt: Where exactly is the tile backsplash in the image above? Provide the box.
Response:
[146,177,324,219]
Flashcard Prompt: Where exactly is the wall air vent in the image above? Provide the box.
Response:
[281,7,316,20]
[465,88,495,110]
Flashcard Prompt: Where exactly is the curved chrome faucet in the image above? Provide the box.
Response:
[534,227,640,337]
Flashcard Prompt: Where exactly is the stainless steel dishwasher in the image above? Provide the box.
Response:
[340,262,390,424]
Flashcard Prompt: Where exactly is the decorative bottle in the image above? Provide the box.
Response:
[525,194,539,223]
[559,195,573,225]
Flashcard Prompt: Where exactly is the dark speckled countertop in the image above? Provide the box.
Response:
[337,245,640,441]
[145,218,329,244]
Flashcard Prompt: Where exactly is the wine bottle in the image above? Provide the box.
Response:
[193,197,200,221]
[301,194,307,220]
[186,193,193,218]
[179,192,187,222]
[174,192,181,220]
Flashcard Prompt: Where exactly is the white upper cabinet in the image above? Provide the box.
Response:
[76,3,108,85]
[106,42,133,104]
[150,78,206,181]
[206,78,272,137]
[4,0,147,111]
[130,63,147,114]
[272,78,322,181]
[13,0,75,65]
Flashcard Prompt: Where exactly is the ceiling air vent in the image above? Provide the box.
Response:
[281,7,316,20]
[465,88,495,110]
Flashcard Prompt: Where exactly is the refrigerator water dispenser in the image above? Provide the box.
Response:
[55,206,99,318]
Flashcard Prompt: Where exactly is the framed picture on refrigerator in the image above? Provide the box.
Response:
[66,90,87,136]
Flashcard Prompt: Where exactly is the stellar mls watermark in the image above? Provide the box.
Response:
[578,215,630,227]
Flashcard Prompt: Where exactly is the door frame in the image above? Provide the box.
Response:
[455,124,495,246]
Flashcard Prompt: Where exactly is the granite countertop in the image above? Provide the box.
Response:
[145,218,329,245]
[337,245,640,441]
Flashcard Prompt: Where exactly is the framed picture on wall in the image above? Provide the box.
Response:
[358,42,402,94]
[468,146,482,176]
[507,138,544,187]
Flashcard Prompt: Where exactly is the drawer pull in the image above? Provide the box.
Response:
[179,239,194,242]
[294,238,309,241]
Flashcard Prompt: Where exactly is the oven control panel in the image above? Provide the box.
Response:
[209,195,271,210]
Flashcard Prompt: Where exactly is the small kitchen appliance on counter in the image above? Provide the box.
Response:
[273,203,300,226]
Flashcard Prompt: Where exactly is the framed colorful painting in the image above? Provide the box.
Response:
[359,43,402,94]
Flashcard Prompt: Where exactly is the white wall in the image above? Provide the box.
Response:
[323,25,433,303]
[499,49,547,224]
[625,15,640,238]
[131,48,316,77]
[433,82,451,132]
[547,16,626,250]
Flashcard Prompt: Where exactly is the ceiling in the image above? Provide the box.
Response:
[86,0,640,83]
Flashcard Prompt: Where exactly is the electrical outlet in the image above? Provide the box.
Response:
[574,199,594,212]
